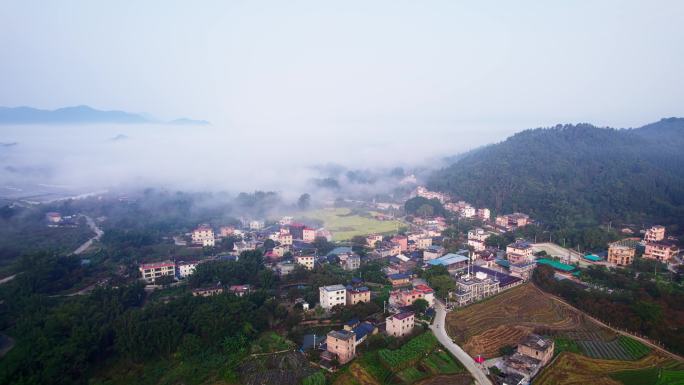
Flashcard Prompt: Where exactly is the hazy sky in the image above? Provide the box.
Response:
[1,1,683,195]
[2,1,683,129]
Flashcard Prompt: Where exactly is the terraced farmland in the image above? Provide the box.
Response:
[534,351,682,385]
[578,340,633,360]
[445,284,584,357]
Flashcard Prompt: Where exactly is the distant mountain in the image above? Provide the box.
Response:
[428,118,684,229]
[0,105,209,125]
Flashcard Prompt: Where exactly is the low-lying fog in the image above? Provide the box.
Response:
[0,121,515,199]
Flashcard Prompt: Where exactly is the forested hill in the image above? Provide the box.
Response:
[428,118,684,229]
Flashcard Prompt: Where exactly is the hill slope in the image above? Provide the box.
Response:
[428,118,684,229]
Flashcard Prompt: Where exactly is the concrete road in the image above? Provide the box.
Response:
[430,300,493,385]
[73,215,104,255]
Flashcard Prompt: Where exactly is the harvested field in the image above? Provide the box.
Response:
[446,284,585,357]
[534,351,674,385]
[332,362,381,385]
[415,374,472,385]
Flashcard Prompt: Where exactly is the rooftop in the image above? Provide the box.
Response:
[519,334,553,351]
[427,253,469,266]
[389,311,414,321]
[321,284,346,292]
[328,329,355,341]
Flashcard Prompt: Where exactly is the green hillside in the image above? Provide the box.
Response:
[428,118,684,230]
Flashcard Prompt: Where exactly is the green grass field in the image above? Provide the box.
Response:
[610,367,684,385]
[295,208,405,241]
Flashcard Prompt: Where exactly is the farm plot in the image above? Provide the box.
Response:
[534,351,675,385]
[577,340,632,360]
[352,333,468,385]
[446,284,583,358]
[618,336,651,359]
[378,333,438,371]
[295,208,404,241]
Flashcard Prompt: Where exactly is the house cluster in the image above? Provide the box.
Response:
[607,225,680,266]
[413,186,492,222]
[138,259,208,283]
[495,334,555,384]
[494,213,531,231]
[318,280,429,367]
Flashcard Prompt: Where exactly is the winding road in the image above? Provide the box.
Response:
[73,215,104,255]
[430,300,493,385]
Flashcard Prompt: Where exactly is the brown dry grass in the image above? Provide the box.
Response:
[534,351,671,385]
[416,374,473,385]
[445,284,586,358]
[332,362,381,385]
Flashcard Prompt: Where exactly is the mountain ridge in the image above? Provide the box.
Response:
[0,105,209,125]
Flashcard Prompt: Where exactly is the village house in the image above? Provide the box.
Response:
[343,319,377,346]
[644,225,666,242]
[467,228,490,252]
[342,254,361,271]
[476,208,491,220]
[506,240,533,264]
[607,238,639,266]
[249,220,264,230]
[518,334,554,366]
[177,260,198,278]
[423,245,445,261]
[278,232,293,246]
[324,330,356,365]
[391,235,409,251]
[192,285,224,297]
[191,224,215,247]
[389,284,435,308]
[496,213,531,231]
[302,227,316,242]
[509,262,536,281]
[644,240,679,262]
[388,273,411,287]
[228,284,251,297]
[452,271,500,307]
[346,286,371,305]
[295,255,315,270]
[273,244,288,257]
[45,212,62,224]
[319,284,347,310]
[366,234,384,248]
[139,261,176,283]
[386,312,415,338]
[415,237,433,250]
[415,186,448,203]
[219,226,234,237]
[234,239,258,253]
[279,216,293,225]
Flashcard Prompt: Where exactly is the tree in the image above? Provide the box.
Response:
[417,204,434,218]
[263,238,276,250]
[154,275,175,287]
[412,298,429,314]
[297,193,311,210]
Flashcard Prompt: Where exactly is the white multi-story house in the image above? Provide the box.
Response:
[467,228,490,252]
[139,261,176,283]
[319,284,347,310]
[177,261,198,278]
[296,255,315,270]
